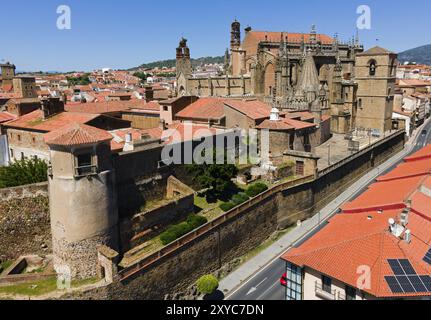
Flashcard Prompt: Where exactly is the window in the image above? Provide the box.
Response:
[286,263,303,300]
[345,286,357,300]
[358,98,363,109]
[163,106,169,111]
[322,275,332,293]
[369,60,377,76]
[75,152,96,177]
[10,149,14,158]
[17,134,21,142]
[20,152,25,160]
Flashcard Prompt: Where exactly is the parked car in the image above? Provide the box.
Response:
[280,273,287,287]
[422,130,427,135]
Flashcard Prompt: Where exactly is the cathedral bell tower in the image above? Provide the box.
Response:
[230,19,246,76]
[176,38,192,96]
[355,47,397,135]
[44,123,119,280]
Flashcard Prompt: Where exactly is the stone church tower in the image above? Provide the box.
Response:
[44,123,119,279]
[230,20,246,76]
[176,38,192,96]
[355,46,397,135]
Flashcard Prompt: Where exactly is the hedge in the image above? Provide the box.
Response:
[160,215,208,245]
[231,192,250,206]
[219,202,236,212]
[245,182,268,198]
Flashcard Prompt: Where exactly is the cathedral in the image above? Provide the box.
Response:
[176,20,397,135]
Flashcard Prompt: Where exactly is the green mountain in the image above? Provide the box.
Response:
[398,45,431,65]
[130,56,225,71]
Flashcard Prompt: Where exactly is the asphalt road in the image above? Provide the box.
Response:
[228,124,431,301]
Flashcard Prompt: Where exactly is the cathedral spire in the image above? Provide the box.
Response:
[296,49,320,102]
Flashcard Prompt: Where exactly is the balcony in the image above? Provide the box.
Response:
[315,281,336,300]
[74,164,98,178]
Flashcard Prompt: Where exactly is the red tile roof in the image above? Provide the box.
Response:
[224,100,272,120]
[0,112,16,124]
[44,123,112,146]
[175,97,226,121]
[282,145,431,298]
[3,109,99,132]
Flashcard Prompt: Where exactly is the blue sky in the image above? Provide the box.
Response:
[1,0,429,72]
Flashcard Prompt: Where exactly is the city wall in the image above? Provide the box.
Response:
[64,130,405,300]
[0,183,50,260]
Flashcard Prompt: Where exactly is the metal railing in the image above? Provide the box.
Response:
[74,164,98,178]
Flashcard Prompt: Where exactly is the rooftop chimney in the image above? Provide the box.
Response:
[123,133,134,152]
[400,208,410,227]
[144,86,154,103]
[404,229,412,244]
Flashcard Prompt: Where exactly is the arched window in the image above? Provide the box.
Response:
[369,60,377,76]
[358,98,363,109]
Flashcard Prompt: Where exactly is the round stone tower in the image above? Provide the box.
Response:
[44,123,119,279]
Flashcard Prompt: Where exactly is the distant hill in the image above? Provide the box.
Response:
[130,56,225,71]
[398,45,431,65]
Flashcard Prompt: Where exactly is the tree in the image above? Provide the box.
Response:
[133,72,147,83]
[186,149,238,200]
[0,158,48,188]
[196,275,219,295]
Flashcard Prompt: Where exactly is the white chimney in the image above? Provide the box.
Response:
[270,107,280,121]
[123,133,134,152]
[404,229,411,244]
[400,209,410,227]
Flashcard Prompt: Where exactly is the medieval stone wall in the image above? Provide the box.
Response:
[63,131,405,300]
[0,193,51,261]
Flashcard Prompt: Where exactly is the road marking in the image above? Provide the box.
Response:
[256,281,280,300]
[246,277,268,296]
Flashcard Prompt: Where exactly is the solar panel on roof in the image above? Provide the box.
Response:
[408,276,427,293]
[399,259,416,275]
[423,248,431,266]
[396,275,415,293]
[420,276,431,291]
[385,276,403,294]
[388,259,405,276]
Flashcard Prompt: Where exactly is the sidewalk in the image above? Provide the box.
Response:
[220,121,430,297]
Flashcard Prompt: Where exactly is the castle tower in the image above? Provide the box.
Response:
[230,20,246,76]
[44,123,119,279]
[355,46,397,135]
[230,19,241,49]
[13,76,37,98]
[0,62,16,89]
[176,38,192,96]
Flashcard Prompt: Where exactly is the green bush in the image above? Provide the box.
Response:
[196,275,219,295]
[231,192,250,206]
[245,183,269,198]
[219,202,236,212]
[0,158,48,188]
[160,215,208,245]
[187,215,208,229]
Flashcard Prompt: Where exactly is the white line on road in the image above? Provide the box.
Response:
[246,277,268,296]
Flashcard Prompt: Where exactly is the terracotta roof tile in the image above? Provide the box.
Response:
[282,145,431,298]
[44,123,112,146]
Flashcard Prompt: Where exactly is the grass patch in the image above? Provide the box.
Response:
[0,261,13,275]
[0,277,58,297]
